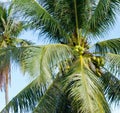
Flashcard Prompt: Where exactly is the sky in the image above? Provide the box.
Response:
[0,1,120,113]
[0,0,10,2]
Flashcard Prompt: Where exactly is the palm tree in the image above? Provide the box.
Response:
[1,0,120,112]
[0,3,31,105]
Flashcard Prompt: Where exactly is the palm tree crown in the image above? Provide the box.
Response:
[1,0,120,113]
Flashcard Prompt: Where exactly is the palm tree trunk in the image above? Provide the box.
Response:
[4,66,9,105]
[74,0,79,37]
[5,76,8,105]
[5,78,8,105]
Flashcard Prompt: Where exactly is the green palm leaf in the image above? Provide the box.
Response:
[101,72,120,104]
[13,0,68,42]
[11,44,73,83]
[1,74,72,113]
[13,0,120,38]
[33,76,71,113]
[37,0,91,33]
[93,38,120,54]
[1,76,48,113]
[63,60,110,113]
[104,53,120,76]
[87,0,120,36]
[0,5,6,34]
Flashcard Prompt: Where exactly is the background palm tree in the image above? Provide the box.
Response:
[1,0,120,113]
[0,3,32,105]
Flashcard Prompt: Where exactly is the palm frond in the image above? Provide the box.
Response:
[101,72,120,105]
[93,38,120,55]
[11,44,73,82]
[0,5,7,34]
[11,37,33,46]
[13,0,120,39]
[0,3,25,37]
[1,44,71,112]
[9,20,24,37]
[63,60,110,113]
[1,76,48,113]
[1,74,72,113]
[87,0,120,36]
[38,0,92,33]
[13,0,68,42]
[104,53,120,76]
[33,76,72,113]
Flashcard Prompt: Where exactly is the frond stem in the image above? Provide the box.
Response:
[74,0,79,38]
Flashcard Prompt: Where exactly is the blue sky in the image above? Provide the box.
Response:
[0,1,120,113]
